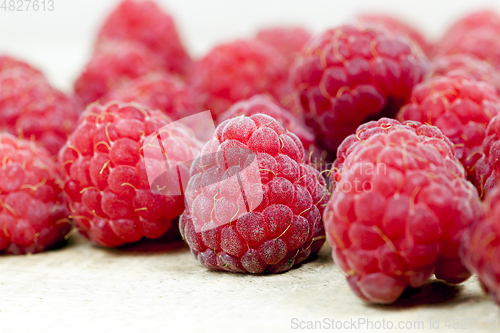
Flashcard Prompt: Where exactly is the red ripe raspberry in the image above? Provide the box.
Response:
[324,118,481,303]
[357,14,432,55]
[179,114,330,273]
[472,114,500,196]
[74,41,164,106]
[440,10,500,39]
[97,0,191,76]
[461,186,500,305]
[189,39,290,119]
[217,95,315,150]
[0,55,42,75]
[0,133,71,254]
[290,24,428,153]
[429,54,500,94]
[436,28,500,70]
[398,73,500,175]
[59,101,203,247]
[103,73,198,120]
[435,11,500,70]
[0,66,80,156]
[255,27,311,66]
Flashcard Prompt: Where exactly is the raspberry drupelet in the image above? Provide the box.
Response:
[290,24,428,153]
[0,64,80,156]
[103,73,198,120]
[357,14,432,55]
[0,133,71,254]
[97,0,192,76]
[188,39,291,119]
[461,185,500,305]
[397,72,500,176]
[59,101,203,247]
[324,118,482,303]
[74,40,165,106]
[179,114,330,273]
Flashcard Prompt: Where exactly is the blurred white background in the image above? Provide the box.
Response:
[1,0,500,91]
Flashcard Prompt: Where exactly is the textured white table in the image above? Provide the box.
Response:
[0,236,497,333]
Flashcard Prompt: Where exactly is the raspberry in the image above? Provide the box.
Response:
[397,72,500,176]
[217,95,315,150]
[440,10,500,39]
[74,40,164,106]
[435,11,500,70]
[357,14,432,55]
[103,73,198,120]
[189,39,290,119]
[0,65,80,156]
[253,27,312,117]
[436,28,500,70]
[0,133,71,254]
[255,27,311,66]
[461,186,500,305]
[324,118,481,303]
[472,114,500,196]
[179,114,330,273]
[429,54,500,94]
[59,101,203,247]
[97,0,191,76]
[0,55,42,75]
[290,24,428,153]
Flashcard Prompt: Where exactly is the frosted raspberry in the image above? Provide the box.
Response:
[435,11,500,70]
[461,186,500,305]
[255,27,311,66]
[429,54,500,94]
[97,0,191,75]
[103,73,198,120]
[179,114,329,273]
[398,72,500,176]
[290,24,428,153]
[189,39,290,119]
[74,40,164,106]
[0,133,71,254]
[217,95,315,150]
[357,14,432,55]
[0,66,80,156]
[59,101,203,247]
[472,114,500,196]
[324,118,481,303]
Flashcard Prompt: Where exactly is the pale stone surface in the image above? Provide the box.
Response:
[0,236,497,333]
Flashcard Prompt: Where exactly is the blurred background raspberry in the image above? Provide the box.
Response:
[1,0,499,91]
